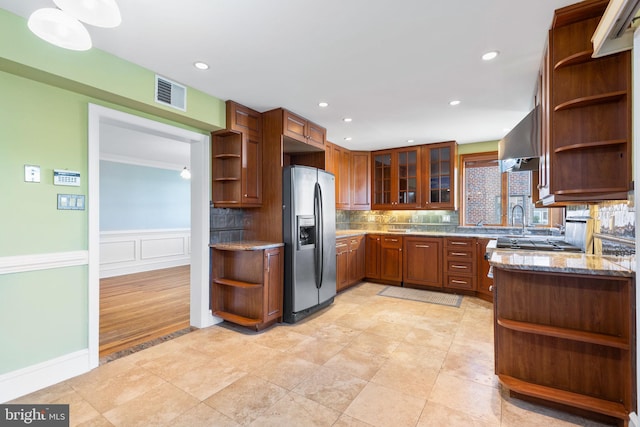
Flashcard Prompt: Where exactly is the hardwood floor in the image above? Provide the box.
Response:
[99,265,191,358]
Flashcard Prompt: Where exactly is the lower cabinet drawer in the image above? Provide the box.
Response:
[446,260,473,274]
[446,274,475,290]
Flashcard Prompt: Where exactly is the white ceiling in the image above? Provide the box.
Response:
[1,0,579,155]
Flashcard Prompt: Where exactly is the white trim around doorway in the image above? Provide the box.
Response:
[88,104,218,369]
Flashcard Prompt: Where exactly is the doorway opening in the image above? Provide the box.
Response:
[87,104,215,368]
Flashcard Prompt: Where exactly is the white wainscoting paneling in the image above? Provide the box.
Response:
[100,229,191,278]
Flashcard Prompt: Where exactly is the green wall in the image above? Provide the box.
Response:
[458,140,498,155]
[0,8,225,376]
[0,268,88,373]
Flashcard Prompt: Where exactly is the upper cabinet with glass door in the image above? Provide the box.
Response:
[422,141,457,210]
[371,146,421,209]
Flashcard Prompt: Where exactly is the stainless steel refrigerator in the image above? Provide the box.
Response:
[283,165,336,323]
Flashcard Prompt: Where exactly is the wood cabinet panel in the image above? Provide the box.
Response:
[350,151,371,210]
[541,0,632,205]
[336,238,349,292]
[212,101,262,208]
[372,147,421,209]
[282,109,326,149]
[348,236,366,284]
[365,234,381,279]
[444,237,476,291]
[476,238,494,302]
[380,236,403,284]
[423,141,457,210]
[493,267,634,423]
[210,245,283,331]
[337,235,365,292]
[403,236,442,288]
[335,145,351,209]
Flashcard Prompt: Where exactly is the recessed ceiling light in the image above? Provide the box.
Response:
[194,61,209,70]
[482,50,500,61]
[344,137,352,141]
[343,117,353,122]
[407,139,414,143]
[318,102,329,108]
[449,100,461,106]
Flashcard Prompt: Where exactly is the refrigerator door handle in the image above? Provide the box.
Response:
[314,182,323,289]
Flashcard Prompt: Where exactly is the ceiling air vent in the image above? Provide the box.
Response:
[155,75,187,111]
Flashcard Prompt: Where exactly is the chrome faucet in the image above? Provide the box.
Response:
[511,204,526,235]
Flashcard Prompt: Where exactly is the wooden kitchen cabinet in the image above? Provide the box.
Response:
[380,235,403,285]
[350,151,371,210]
[282,109,326,149]
[494,267,635,425]
[336,235,366,292]
[403,236,442,288]
[334,144,351,209]
[336,237,350,291]
[422,141,457,210]
[365,234,381,279]
[372,147,421,209]
[210,244,283,331]
[211,101,262,207]
[476,238,493,302]
[539,0,632,205]
[348,235,366,285]
[444,237,476,291]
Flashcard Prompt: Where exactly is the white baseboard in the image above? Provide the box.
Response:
[0,349,91,403]
[100,229,191,278]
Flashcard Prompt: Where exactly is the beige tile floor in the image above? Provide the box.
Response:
[12,282,613,427]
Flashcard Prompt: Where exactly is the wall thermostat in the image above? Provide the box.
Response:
[54,169,81,186]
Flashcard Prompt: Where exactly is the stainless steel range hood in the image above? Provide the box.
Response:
[498,105,540,172]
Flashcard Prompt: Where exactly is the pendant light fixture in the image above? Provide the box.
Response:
[27,0,121,51]
[28,8,92,51]
[180,167,191,180]
[53,0,122,28]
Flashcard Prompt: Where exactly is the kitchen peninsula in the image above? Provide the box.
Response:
[490,249,635,426]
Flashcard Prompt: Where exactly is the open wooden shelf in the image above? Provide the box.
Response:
[554,49,594,69]
[212,310,261,326]
[213,278,261,289]
[497,318,630,349]
[499,375,628,420]
[554,139,627,153]
[554,91,626,112]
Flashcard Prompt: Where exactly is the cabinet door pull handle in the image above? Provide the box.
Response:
[386,238,398,242]
[266,253,271,273]
[451,242,467,245]
[452,279,467,284]
[416,244,430,248]
[489,285,494,292]
[451,265,466,269]
[451,252,467,256]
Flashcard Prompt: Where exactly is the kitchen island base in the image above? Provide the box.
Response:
[493,267,635,427]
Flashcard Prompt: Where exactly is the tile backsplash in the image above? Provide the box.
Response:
[592,201,635,239]
[338,210,459,233]
[210,205,244,244]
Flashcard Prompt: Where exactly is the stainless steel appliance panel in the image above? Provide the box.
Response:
[283,166,336,323]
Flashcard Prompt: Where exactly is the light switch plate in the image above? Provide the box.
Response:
[24,165,40,183]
